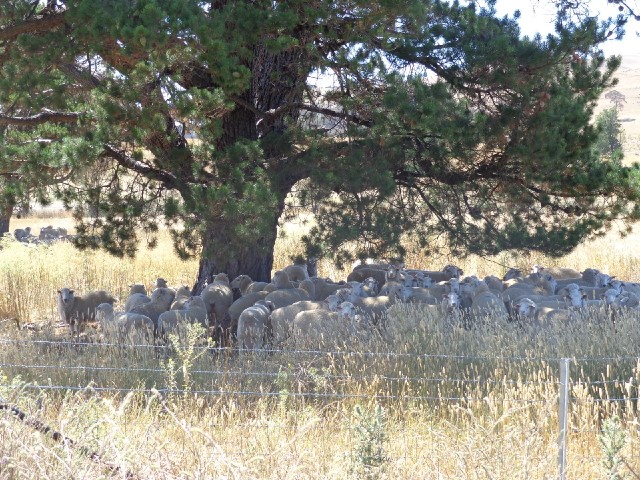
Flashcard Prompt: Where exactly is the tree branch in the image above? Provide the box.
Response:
[0,11,66,41]
[101,144,179,189]
[0,110,80,126]
[56,63,103,89]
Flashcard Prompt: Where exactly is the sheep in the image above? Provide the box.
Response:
[291,301,366,349]
[512,298,574,326]
[352,260,392,271]
[470,289,509,322]
[271,270,296,289]
[609,280,640,300]
[13,227,32,242]
[230,275,254,295]
[422,278,460,299]
[410,264,463,284]
[283,263,310,282]
[610,290,640,310]
[483,275,504,294]
[350,283,405,324]
[96,303,154,345]
[400,286,440,305]
[127,283,147,296]
[237,300,276,351]
[267,297,341,348]
[39,226,68,242]
[501,274,556,304]
[307,276,347,300]
[264,279,315,309]
[554,268,612,292]
[361,277,379,297]
[157,296,209,339]
[124,292,151,313]
[170,285,193,310]
[227,291,269,323]
[128,287,175,330]
[531,265,582,280]
[503,268,523,281]
[245,281,271,294]
[559,285,609,301]
[410,272,434,288]
[347,265,385,285]
[57,287,117,335]
[200,274,234,332]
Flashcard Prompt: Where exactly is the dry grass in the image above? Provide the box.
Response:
[2,215,640,478]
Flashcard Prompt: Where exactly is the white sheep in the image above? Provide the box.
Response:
[531,265,582,280]
[283,263,310,282]
[361,277,379,297]
[308,276,347,300]
[346,263,403,288]
[96,303,155,345]
[201,273,234,330]
[237,300,276,351]
[157,296,209,339]
[226,291,269,330]
[170,285,193,310]
[502,268,523,281]
[470,289,509,322]
[291,301,366,349]
[483,275,504,294]
[57,287,117,335]
[512,298,574,327]
[268,298,337,347]
[264,279,315,309]
[230,275,255,295]
[553,268,611,292]
[128,287,175,330]
[127,283,147,296]
[408,264,463,283]
[124,292,151,313]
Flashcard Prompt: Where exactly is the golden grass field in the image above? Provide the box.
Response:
[0,54,640,480]
[1,214,640,479]
[599,53,640,166]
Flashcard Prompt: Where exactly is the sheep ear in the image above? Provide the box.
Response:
[69,290,74,294]
[57,289,61,294]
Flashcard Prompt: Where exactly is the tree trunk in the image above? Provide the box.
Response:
[193,196,285,294]
[0,201,13,237]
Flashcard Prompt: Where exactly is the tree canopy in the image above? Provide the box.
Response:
[1,0,640,287]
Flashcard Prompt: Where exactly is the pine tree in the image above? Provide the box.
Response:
[1,1,639,289]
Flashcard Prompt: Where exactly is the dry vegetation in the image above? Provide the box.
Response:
[0,52,640,480]
[1,215,640,479]
[599,53,640,166]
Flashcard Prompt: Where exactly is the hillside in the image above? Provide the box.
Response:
[598,52,640,165]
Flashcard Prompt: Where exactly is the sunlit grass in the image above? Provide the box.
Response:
[2,214,640,478]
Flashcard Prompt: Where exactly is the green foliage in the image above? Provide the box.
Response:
[348,404,390,480]
[0,0,638,274]
[595,108,625,160]
[599,416,627,480]
[162,322,209,397]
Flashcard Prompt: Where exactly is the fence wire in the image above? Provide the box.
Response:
[3,337,639,363]
[0,338,637,407]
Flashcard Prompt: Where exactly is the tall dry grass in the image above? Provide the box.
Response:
[1,216,640,478]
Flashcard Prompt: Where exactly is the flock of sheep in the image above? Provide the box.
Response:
[55,262,640,350]
[13,226,71,244]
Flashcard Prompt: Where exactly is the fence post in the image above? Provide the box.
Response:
[558,358,571,480]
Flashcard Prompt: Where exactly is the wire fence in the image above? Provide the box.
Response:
[1,337,640,478]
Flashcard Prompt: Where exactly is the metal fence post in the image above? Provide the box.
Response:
[558,358,571,480]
